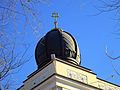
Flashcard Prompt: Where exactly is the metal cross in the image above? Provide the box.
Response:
[52,12,59,28]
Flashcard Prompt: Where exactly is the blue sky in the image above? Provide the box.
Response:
[14,0,120,88]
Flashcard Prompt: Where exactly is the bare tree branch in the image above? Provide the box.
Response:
[105,46,120,60]
[0,0,50,89]
[0,5,25,16]
[105,46,120,77]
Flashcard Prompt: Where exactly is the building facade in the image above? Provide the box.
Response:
[18,58,120,90]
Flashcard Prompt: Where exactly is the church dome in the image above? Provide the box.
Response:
[35,28,81,69]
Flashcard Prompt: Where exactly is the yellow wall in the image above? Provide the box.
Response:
[19,60,120,90]
[55,60,120,90]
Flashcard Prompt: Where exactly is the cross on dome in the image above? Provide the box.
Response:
[52,12,59,28]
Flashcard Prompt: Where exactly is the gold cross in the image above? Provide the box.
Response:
[52,12,59,28]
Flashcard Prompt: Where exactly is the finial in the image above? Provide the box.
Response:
[52,12,59,28]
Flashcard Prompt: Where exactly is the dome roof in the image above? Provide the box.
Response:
[35,28,81,69]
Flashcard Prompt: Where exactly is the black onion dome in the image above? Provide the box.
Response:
[35,28,81,68]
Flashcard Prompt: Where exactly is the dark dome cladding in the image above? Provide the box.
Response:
[35,28,81,69]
